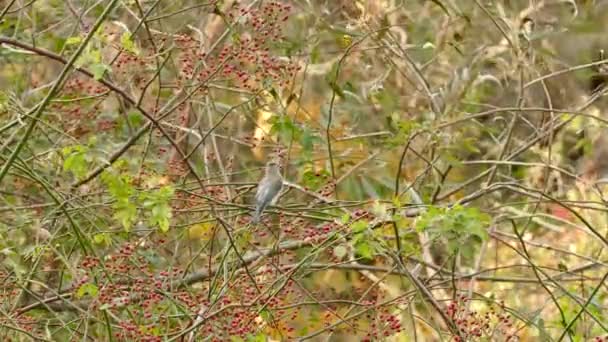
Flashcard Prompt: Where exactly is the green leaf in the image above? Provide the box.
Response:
[76,283,99,299]
[300,168,330,191]
[269,115,302,143]
[158,185,175,199]
[461,137,481,154]
[65,36,82,45]
[415,205,490,257]
[151,203,172,232]
[259,309,271,322]
[140,185,174,232]
[102,172,133,199]
[101,171,137,230]
[351,220,368,234]
[90,63,111,80]
[392,196,402,209]
[336,34,352,49]
[300,128,319,153]
[62,145,89,179]
[246,333,267,342]
[93,233,111,246]
[114,203,137,231]
[120,32,139,54]
[128,111,143,127]
[75,48,102,68]
[384,117,421,147]
[354,241,373,260]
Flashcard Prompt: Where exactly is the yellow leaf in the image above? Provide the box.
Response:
[187,223,214,241]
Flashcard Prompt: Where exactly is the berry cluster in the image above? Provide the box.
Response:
[446,296,518,341]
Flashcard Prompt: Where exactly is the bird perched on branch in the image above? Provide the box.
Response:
[252,159,283,224]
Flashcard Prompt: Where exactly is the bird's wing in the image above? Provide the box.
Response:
[255,177,270,202]
[267,177,283,204]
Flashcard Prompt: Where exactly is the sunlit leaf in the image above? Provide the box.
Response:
[65,36,82,45]
[76,283,99,299]
[120,32,139,54]
[90,63,111,80]
[351,220,368,234]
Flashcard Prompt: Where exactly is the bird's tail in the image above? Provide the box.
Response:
[252,206,262,224]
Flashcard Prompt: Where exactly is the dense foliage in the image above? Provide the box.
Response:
[2,0,608,341]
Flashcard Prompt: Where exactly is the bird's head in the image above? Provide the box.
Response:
[266,159,281,175]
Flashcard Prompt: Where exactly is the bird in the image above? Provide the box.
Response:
[252,159,283,224]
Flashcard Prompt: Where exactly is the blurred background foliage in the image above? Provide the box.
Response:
[2,0,608,341]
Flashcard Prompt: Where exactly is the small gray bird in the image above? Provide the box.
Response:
[252,159,283,224]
